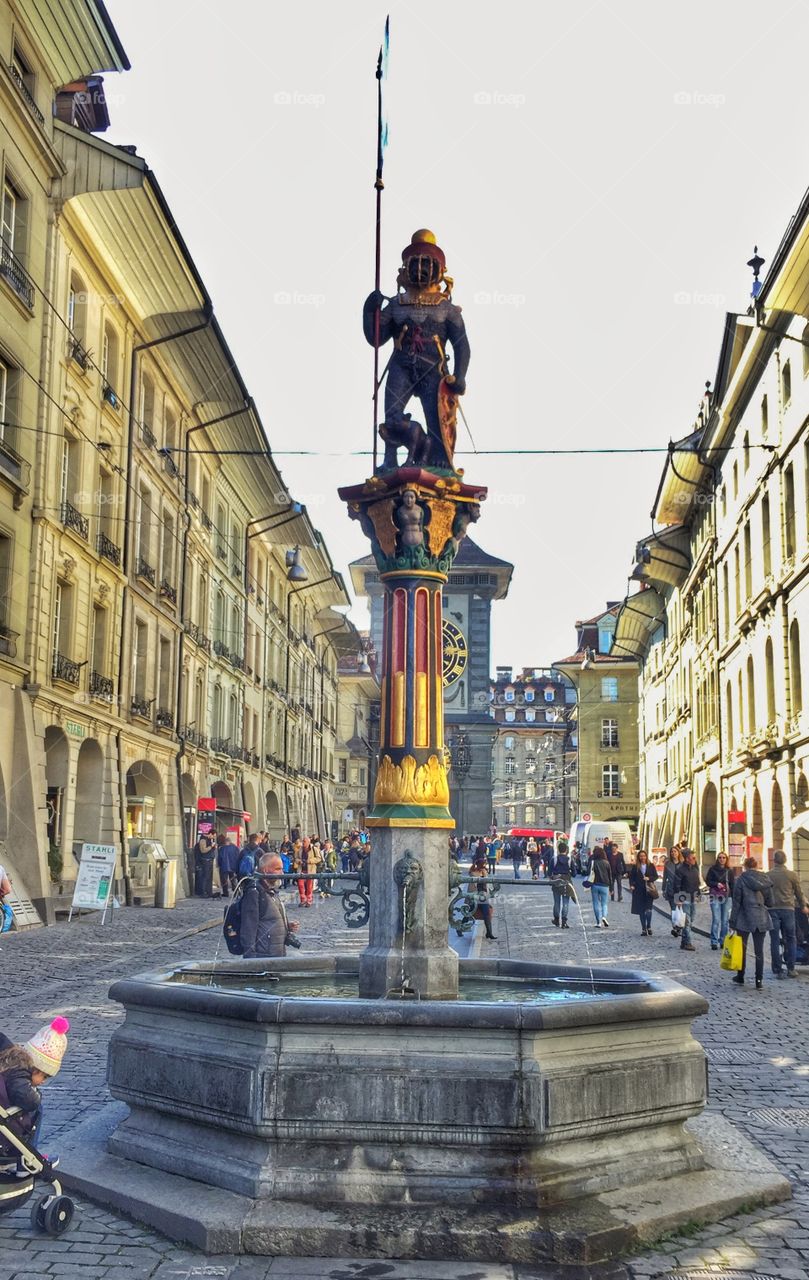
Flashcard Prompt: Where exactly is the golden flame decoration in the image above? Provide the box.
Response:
[374,753,450,806]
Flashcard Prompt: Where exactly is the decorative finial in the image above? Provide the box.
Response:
[747,245,765,299]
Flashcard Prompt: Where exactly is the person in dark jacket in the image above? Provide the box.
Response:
[0,1016,69,1171]
[216,834,240,897]
[505,838,522,879]
[729,856,774,988]
[672,848,701,951]
[550,840,574,928]
[705,852,736,950]
[628,850,658,935]
[605,841,627,902]
[193,832,215,897]
[239,854,299,958]
[768,850,808,978]
[237,832,262,878]
[589,846,613,927]
[470,853,496,940]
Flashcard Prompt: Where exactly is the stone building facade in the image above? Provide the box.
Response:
[616,211,809,876]
[489,667,573,833]
[0,1,349,920]
[554,605,641,830]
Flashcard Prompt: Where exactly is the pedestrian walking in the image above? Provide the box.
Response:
[730,856,775,989]
[216,833,240,897]
[589,845,613,927]
[193,832,216,897]
[237,832,262,879]
[628,850,658,935]
[550,840,574,928]
[662,846,682,934]
[470,854,496,940]
[527,836,541,880]
[768,850,809,978]
[672,847,701,952]
[705,852,735,951]
[505,837,522,879]
[487,836,498,876]
[605,840,627,902]
[296,838,317,907]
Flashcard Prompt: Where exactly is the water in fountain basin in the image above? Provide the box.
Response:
[171,970,645,1001]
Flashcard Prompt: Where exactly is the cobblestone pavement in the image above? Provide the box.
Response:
[0,878,806,1278]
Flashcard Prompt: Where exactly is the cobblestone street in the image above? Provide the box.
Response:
[0,880,807,1279]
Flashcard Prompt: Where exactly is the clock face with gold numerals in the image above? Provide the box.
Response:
[442,618,468,688]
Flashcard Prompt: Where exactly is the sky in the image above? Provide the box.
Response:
[103,0,809,668]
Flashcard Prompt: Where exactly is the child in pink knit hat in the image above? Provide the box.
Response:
[0,1016,69,1175]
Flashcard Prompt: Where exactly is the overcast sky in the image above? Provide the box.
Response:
[105,0,809,667]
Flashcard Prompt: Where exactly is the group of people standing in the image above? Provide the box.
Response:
[194,829,366,905]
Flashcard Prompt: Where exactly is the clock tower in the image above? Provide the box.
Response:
[350,535,512,837]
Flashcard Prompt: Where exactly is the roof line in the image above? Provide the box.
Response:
[92,0,131,70]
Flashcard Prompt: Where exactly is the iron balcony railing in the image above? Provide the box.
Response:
[136,557,156,586]
[96,531,120,566]
[210,737,230,755]
[102,382,120,410]
[201,512,212,531]
[61,500,89,540]
[69,338,90,370]
[0,241,35,310]
[130,696,152,719]
[0,624,19,659]
[8,63,44,125]
[159,579,177,605]
[213,639,229,657]
[156,707,174,730]
[139,422,156,449]
[53,652,80,685]
[229,652,245,671]
[160,449,180,478]
[89,670,113,701]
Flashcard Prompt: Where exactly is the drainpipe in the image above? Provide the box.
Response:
[116,306,213,904]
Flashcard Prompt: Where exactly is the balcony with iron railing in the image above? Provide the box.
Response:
[213,639,229,658]
[216,544,228,561]
[0,241,34,310]
[130,696,153,720]
[61,500,89,540]
[159,579,177,605]
[69,337,90,371]
[201,512,212,531]
[53,652,80,685]
[8,63,45,125]
[597,789,623,799]
[136,557,156,586]
[96,531,120,566]
[160,449,180,479]
[0,432,30,493]
[229,652,245,671]
[156,707,174,730]
[139,422,156,449]
[210,737,230,755]
[89,670,113,701]
[102,382,120,411]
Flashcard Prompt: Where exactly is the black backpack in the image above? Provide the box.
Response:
[223,894,244,955]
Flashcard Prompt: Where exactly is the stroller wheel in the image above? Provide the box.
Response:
[35,1193,75,1237]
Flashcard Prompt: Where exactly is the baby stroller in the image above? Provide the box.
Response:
[0,1081,75,1235]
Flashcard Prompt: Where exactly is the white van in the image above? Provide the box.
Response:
[568,820,634,859]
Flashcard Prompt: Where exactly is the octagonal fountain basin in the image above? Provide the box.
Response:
[106,954,709,1212]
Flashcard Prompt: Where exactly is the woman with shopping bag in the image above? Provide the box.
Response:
[720,932,743,972]
[729,856,775,989]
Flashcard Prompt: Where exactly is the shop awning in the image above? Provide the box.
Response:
[612,586,666,659]
[632,525,691,591]
[652,432,711,526]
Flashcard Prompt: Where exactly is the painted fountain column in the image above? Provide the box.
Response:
[339,229,486,999]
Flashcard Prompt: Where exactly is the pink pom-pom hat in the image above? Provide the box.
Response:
[24,1015,70,1076]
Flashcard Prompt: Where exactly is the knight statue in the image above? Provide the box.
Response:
[363,229,470,473]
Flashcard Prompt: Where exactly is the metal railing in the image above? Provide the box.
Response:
[53,652,80,685]
[136,557,156,586]
[89,670,113,700]
[69,338,89,370]
[0,241,34,309]
[159,579,177,605]
[130,696,152,719]
[8,63,44,124]
[96,531,120,566]
[61,500,89,540]
[156,707,174,730]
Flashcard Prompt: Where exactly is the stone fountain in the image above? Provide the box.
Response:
[60,230,788,1268]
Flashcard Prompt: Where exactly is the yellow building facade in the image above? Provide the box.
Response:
[1,0,348,921]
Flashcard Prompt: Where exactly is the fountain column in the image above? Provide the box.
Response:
[339,468,485,998]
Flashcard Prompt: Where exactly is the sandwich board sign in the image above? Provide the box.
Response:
[69,843,117,923]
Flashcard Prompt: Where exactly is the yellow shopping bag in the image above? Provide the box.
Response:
[720,932,743,971]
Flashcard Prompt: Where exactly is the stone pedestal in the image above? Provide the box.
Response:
[358,827,458,998]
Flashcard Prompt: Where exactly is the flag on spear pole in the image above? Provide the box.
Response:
[372,15,390,471]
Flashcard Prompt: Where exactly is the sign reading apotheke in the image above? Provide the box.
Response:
[70,844,117,920]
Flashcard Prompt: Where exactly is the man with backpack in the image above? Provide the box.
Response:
[224,853,300,958]
[237,832,262,878]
